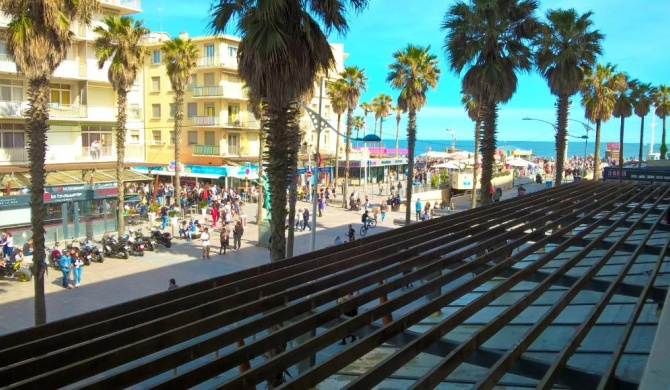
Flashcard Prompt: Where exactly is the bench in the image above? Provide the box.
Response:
[432,208,453,217]
[393,219,417,227]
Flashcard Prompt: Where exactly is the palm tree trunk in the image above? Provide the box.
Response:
[619,115,626,183]
[334,113,341,187]
[395,113,400,157]
[28,76,49,325]
[116,89,128,236]
[593,119,602,180]
[173,90,184,211]
[638,116,645,168]
[554,95,569,186]
[479,102,497,206]
[470,119,481,209]
[662,116,667,159]
[343,108,353,209]
[404,110,417,224]
[265,102,300,261]
[378,118,383,158]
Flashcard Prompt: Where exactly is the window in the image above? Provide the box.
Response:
[152,50,160,64]
[187,131,198,146]
[204,103,215,117]
[169,103,175,118]
[0,79,23,102]
[204,73,215,86]
[152,130,162,144]
[49,83,71,105]
[325,105,331,119]
[228,75,240,84]
[151,77,160,92]
[170,131,176,145]
[205,44,215,58]
[81,125,113,157]
[189,74,197,89]
[228,46,238,58]
[130,130,140,143]
[204,131,215,145]
[0,123,26,148]
[187,102,197,118]
[151,104,161,118]
[228,104,239,123]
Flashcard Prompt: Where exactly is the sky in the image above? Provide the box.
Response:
[137,0,670,144]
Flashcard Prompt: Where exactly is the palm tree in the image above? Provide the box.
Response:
[387,44,440,224]
[631,82,655,167]
[372,93,393,157]
[340,66,367,208]
[162,37,199,210]
[580,63,627,179]
[352,116,365,141]
[612,76,633,181]
[534,8,603,186]
[210,0,367,265]
[653,85,670,159]
[327,80,347,187]
[3,0,98,325]
[360,101,373,137]
[393,105,402,157]
[462,92,481,209]
[94,16,148,236]
[443,0,539,205]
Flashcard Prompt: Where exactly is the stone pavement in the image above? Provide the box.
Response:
[0,181,547,335]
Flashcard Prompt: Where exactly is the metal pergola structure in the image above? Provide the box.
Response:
[0,181,668,389]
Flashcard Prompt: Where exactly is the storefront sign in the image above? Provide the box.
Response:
[0,196,29,208]
[44,191,88,203]
[94,188,118,198]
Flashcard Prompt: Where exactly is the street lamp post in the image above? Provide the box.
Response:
[310,77,324,252]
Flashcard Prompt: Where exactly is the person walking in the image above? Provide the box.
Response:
[167,278,179,290]
[337,292,358,345]
[219,227,230,255]
[346,224,356,242]
[318,196,326,217]
[380,202,387,222]
[59,250,72,289]
[415,198,422,222]
[72,249,84,288]
[201,227,211,259]
[302,208,311,231]
[233,220,244,250]
[160,205,169,230]
[210,203,220,227]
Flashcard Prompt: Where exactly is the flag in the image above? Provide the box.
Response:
[317,153,322,167]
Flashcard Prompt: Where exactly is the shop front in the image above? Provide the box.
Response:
[337,158,408,185]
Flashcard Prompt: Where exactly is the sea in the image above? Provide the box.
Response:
[381,139,662,160]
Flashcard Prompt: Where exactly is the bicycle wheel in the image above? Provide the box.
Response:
[369,219,377,229]
[359,226,367,236]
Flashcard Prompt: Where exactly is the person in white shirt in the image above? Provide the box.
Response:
[201,227,211,259]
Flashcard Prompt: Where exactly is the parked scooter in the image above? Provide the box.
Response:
[47,243,63,270]
[150,227,172,248]
[101,234,130,259]
[119,233,145,257]
[0,256,32,282]
[79,237,104,263]
[130,228,156,252]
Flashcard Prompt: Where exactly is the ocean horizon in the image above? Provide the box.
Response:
[371,139,662,160]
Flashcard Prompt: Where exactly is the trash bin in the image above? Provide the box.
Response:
[241,214,247,227]
[545,180,553,188]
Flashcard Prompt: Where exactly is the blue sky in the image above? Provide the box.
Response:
[138,0,670,143]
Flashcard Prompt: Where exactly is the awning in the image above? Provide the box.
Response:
[132,164,259,180]
[1,168,153,190]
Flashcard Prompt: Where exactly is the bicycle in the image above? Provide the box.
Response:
[359,217,377,237]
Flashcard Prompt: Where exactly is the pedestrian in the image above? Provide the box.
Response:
[380,202,387,222]
[415,198,422,222]
[72,249,84,288]
[160,205,169,229]
[337,292,358,345]
[333,236,343,246]
[59,250,72,289]
[302,208,311,231]
[168,278,179,290]
[233,220,244,250]
[211,204,219,227]
[346,224,356,242]
[318,196,326,217]
[219,227,230,255]
[201,227,211,259]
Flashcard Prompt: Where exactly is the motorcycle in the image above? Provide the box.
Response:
[119,233,145,257]
[101,235,130,259]
[0,257,32,282]
[80,237,104,263]
[150,227,172,248]
[47,243,63,270]
[130,228,156,252]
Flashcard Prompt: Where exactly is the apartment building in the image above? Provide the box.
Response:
[141,31,346,182]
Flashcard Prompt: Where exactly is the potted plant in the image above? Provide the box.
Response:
[199,200,208,215]
[168,209,180,227]
[147,203,160,223]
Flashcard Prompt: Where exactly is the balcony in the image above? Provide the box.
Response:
[196,55,238,69]
[99,0,142,13]
[191,86,224,98]
[191,116,220,126]
[127,106,143,120]
[192,144,220,156]
[0,53,18,73]
[0,101,117,121]
[0,148,28,164]
[225,119,260,129]
[227,146,241,156]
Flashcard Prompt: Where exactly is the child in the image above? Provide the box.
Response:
[347,224,356,242]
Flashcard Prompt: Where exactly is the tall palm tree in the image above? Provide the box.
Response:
[210,0,368,265]
[360,101,373,137]
[462,92,481,209]
[443,0,539,205]
[580,63,627,179]
[340,66,367,208]
[352,116,365,141]
[3,0,98,325]
[393,105,402,157]
[162,37,199,210]
[653,85,670,159]
[612,75,633,181]
[372,93,393,157]
[534,8,603,186]
[631,82,655,167]
[387,44,440,224]
[327,79,347,187]
[95,16,148,236]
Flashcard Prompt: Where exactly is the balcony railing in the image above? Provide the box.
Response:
[227,146,241,156]
[0,148,28,163]
[191,116,220,126]
[0,53,17,73]
[99,0,142,10]
[192,145,220,156]
[0,101,117,120]
[191,86,224,97]
[225,119,260,129]
[196,55,238,68]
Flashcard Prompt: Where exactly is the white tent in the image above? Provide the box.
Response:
[506,157,536,168]
[432,161,464,170]
[418,151,451,158]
